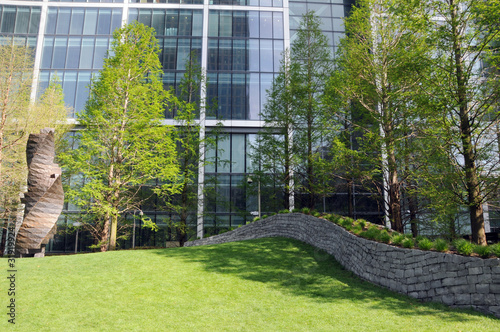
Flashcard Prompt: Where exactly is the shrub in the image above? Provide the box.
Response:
[357,219,367,229]
[415,235,426,244]
[340,217,354,229]
[433,239,449,252]
[252,216,260,222]
[377,230,391,244]
[292,208,301,213]
[262,215,268,219]
[454,239,474,256]
[352,224,363,235]
[313,211,321,217]
[329,214,341,224]
[491,243,500,257]
[473,245,491,258]
[417,238,433,250]
[278,209,290,214]
[402,237,414,249]
[391,234,405,246]
[301,207,311,214]
[360,225,381,240]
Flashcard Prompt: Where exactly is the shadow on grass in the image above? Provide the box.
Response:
[155,237,496,322]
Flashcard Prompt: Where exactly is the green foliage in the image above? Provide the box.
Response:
[473,245,492,258]
[402,238,415,249]
[391,234,405,246]
[360,225,381,240]
[292,208,301,213]
[433,239,449,252]
[262,215,268,219]
[352,223,363,235]
[4,238,500,330]
[454,239,474,256]
[279,209,290,214]
[417,238,433,251]
[0,42,70,222]
[377,229,391,244]
[411,0,500,245]
[60,22,179,251]
[252,12,336,211]
[340,217,354,230]
[490,243,500,257]
[357,219,367,229]
[253,217,260,222]
[301,207,311,215]
[313,211,321,217]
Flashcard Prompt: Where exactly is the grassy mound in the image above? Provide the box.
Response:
[1,238,499,331]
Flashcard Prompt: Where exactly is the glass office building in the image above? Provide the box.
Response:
[2,0,383,252]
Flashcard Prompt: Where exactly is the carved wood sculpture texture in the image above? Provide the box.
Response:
[16,128,64,253]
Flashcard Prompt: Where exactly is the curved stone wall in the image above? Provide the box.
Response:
[185,213,500,318]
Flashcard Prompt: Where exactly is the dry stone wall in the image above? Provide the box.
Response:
[185,213,500,318]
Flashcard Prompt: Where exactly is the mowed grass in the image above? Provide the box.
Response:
[1,238,500,331]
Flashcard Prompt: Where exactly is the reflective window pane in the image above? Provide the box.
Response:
[219,11,232,37]
[83,9,97,35]
[260,12,272,39]
[93,37,108,68]
[232,11,247,38]
[232,75,246,120]
[70,8,84,35]
[62,71,77,117]
[232,39,246,71]
[248,73,260,120]
[178,11,192,36]
[165,10,178,36]
[66,37,81,69]
[41,37,54,69]
[260,39,273,72]
[218,73,231,120]
[97,9,111,34]
[273,12,283,39]
[56,8,71,34]
[207,39,218,71]
[176,39,190,70]
[208,11,218,37]
[248,11,259,38]
[75,72,91,115]
[138,9,151,26]
[80,37,94,69]
[52,37,67,68]
[249,39,259,72]
[218,140,230,173]
[29,8,41,34]
[218,39,231,71]
[192,11,203,37]
[152,10,165,36]
[14,7,30,34]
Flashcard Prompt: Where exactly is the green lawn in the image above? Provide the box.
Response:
[2,237,499,331]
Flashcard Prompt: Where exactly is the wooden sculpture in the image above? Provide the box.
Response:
[16,128,64,257]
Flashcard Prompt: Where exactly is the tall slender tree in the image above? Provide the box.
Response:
[160,51,218,246]
[330,0,429,232]
[60,22,179,251]
[416,0,500,245]
[252,51,295,211]
[254,12,335,211]
[291,12,335,209]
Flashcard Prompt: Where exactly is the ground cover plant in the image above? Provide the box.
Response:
[2,238,499,331]
[301,212,500,258]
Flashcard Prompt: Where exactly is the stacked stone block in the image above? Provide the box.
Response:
[185,213,500,318]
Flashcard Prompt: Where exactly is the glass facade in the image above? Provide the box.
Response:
[2,0,379,252]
